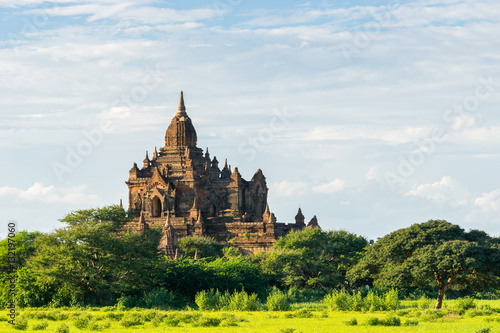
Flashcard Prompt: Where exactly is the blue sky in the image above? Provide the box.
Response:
[1,0,500,241]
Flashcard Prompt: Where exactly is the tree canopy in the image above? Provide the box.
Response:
[23,205,162,306]
[348,220,500,309]
[260,228,368,289]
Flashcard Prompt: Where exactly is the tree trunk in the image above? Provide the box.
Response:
[435,286,446,310]
[96,291,102,305]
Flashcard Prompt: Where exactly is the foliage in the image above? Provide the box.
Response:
[0,231,43,308]
[13,317,28,330]
[22,205,162,306]
[120,313,144,327]
[195,289,261,311]
[157,256,269,300]
[454,296,477,313]
[31,320,49,330]
[348,220,500,309]
[323,289,399,312]
[178,235,226,259]
[195,289,227,311]
[54,323,70,333]
[260,228,368,289]
[266,288,291,311]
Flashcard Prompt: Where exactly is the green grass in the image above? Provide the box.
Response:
[1,301,500,332]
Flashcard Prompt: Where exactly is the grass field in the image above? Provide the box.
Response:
[1,300,499,333]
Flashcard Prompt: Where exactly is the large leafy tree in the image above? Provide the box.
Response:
[0,231,42,307]
[178,235,226,259]
[348,220,500,309]
[260,228,368,289]
[26,205,162,305]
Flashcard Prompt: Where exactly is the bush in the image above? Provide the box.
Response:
[365,316,381,326]
[417,295,434,309]
[87,320,111,331]
[324,290,350,311]
[403,319,419,326]
[364,315,401,326]
[120,313,143,327]
[192,317,221,327]
[266,288,291,311]
[226,290,261,311]
[344,317,357,326]
[73,317,89,329]
[475,328,491,333]
[195,289,227,311]
[54,323,70,333]
[31,320,49,330]
[13,317,28,330]
[139,288,176,309]
[365,290,385,311]
[384,289,400,310]
[277,328,296,333]
[455,297,476,312]
[383,315,401,326]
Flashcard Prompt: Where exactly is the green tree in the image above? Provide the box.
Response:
[26,205,162,305]
[0,231,42,308]
[178,235,226,259]
[260,228,368,289]
[348,220,500,309]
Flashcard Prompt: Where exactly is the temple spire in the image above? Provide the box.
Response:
[177,90,187,116]
[143,151,150,169]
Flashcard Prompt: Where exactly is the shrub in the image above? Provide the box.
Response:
[364,315,401,326]
[365,290,384,311]
[403,319,419,326]
[13,317,28,330]
[344,317,357,326]
[120,313,143,327]
[87,320,111,331]
[104,312,123,321]
[383,315,401,326]
[116,295,138,309]
[277,328,296,333]
[73,317,89,329]
[192,317,221,327]
[195,289,227,311]
[417,295,434,309]
[164,318,180,327]
[475,328,491,333]
[139,288,176,309]
[365,316,381,326]
[31,320,49,330]
[54,323,70,333]
[384,289,400,310]
[324,290,350,311]
[266,288,291,311]
[455,297,476,312]
[292,309,313,318]
[226,290,261,311]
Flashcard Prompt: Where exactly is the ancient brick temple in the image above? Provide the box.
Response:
[126,91,319,254]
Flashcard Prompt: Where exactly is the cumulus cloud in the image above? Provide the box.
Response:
[271,181,308,196]
[312,178,345,193]
[405,176,469,207]
[0,183,99,204]
[474,189,500,212]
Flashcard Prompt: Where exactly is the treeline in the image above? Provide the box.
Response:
[1,206,500,310]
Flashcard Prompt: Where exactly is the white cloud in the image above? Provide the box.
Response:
[312,178,345,193]
[0,183,99,204]
[305,126,433,144]
[271,181,308,196]
[474,189,500,212]
[405,176,469,206]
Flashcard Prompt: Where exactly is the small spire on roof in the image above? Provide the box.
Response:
[177,90,187,116]
[143,151,150,169]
